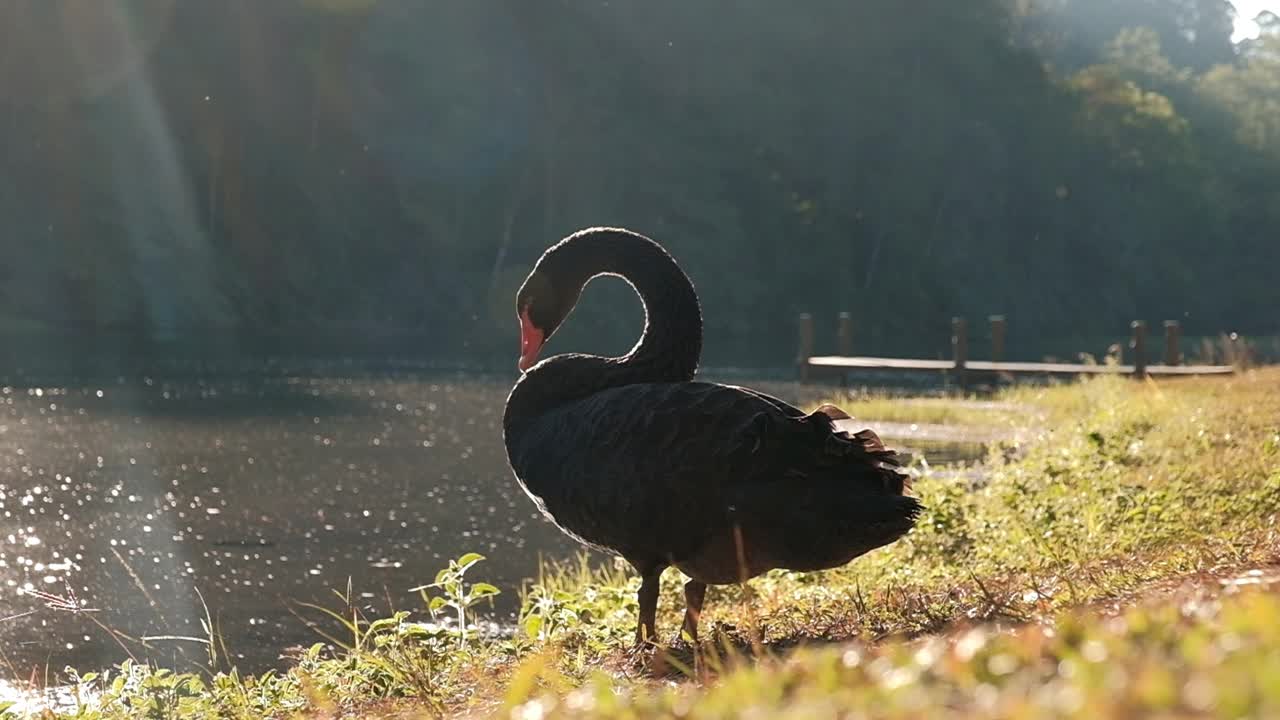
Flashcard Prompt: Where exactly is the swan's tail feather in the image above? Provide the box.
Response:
[735,404,924,568]
[804,407,913,495]
[772,491,923,570]
[814,403,852,421]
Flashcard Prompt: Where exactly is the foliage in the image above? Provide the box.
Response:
[506,589,1280,719]
[0,1,1276,369]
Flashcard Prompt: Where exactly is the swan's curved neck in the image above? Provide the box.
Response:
[504,229,702,427]
[600,236,702,377]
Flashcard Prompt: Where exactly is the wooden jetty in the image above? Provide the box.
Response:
[797,314,1237,385]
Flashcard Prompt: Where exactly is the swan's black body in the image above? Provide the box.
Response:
[503,228,922,643]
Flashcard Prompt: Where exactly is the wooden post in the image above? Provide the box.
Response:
[1130,320,1147,377]
[835,313,853,388]
[989,314,1006,363]
[1163,320,1181,366]
[1227,331,1243,367]
[836,312,853,356]
[797,313,814,382]
[951,316,968,390]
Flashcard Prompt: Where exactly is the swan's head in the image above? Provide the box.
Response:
[515,266,578,372]
[514,227,642,372]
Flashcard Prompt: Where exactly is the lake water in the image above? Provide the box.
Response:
[0,372,981,676]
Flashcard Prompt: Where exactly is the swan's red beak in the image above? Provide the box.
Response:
[518,309,545,372]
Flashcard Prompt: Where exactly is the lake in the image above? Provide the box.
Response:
[0,371,981,675]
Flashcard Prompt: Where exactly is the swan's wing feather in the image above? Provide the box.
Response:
[717,384,808,417]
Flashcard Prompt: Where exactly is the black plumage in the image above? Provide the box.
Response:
[503,227,922,644]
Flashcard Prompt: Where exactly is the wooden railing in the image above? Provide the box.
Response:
[796,314,1237,386]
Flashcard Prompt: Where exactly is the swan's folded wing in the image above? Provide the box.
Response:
[505,381,907,561]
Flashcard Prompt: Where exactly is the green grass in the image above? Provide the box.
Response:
[817,393,1030,429]
[505,588,1280,719]
[12,370,1280,719]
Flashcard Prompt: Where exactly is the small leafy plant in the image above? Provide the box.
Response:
[411,552,501,648]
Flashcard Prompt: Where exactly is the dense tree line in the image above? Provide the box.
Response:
[0,0,1276,367]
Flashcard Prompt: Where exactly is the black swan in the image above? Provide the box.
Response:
[503,227,922,645]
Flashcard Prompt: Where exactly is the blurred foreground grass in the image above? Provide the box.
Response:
[9,369,1280,719]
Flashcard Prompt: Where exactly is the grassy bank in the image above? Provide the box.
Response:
[11,370,1280,719]
[811,393,1030,429]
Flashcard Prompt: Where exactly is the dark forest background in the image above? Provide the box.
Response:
[1,0,1277,370]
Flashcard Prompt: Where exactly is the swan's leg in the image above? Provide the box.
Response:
[681,580,706,643]
[635,569,663,646]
